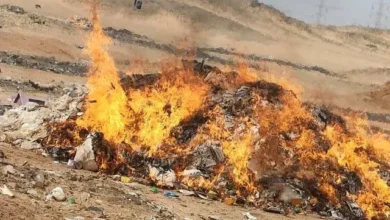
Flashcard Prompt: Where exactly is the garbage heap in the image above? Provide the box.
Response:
[4,59,390,219]
[0,84,86,150]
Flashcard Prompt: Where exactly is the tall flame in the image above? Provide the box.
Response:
[77,4,128,143]
[77,5,209,154]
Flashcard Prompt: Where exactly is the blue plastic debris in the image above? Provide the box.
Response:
[164,191,179,198]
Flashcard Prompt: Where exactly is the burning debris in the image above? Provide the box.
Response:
[2,4,390,220]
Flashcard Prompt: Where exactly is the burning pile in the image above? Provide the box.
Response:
[4,5,390,220]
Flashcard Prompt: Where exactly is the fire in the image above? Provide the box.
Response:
[126,62,209,154]
[44,3,390,219]
[195,107,257,192]
[77,5,209,156]
[76,5,128,143]
[325,117,390,218]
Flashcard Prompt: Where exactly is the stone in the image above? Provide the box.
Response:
[2,165,17,175]
[27,189,39,197]
[34,173,45,188]
[111,175,121,181]
[1,185,14,197]
[21,141,41,150]
[49,187,66,201]
[78,192,90,204]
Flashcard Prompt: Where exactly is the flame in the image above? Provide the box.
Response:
[47,4,390,219]
[126,61,209,154]
[77,5,209,156]
[325,116,390,218]
[76,5,129,143]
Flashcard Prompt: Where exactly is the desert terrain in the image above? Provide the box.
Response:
[1,0,390,219]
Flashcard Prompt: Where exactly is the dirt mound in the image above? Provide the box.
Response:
[249,0,311,31]
[366,81,390,110]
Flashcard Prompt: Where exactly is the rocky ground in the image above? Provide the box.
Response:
[0,143,319,220]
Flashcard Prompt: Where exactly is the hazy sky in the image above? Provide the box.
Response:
[259,0,390,28]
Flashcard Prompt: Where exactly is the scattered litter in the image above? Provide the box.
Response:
[128,192,138,197]
[329,210,344,220]
[67,159,75,168]
[208,216,221,220]
[243,212,257,220]
[264,206,284,214]
[179,189,195,196]
[198,194,209,200]
[182,169,202,177]
[68,196,76,204]
[149,187,159,194]
[13,92,46,106]
[1,185,14,197]
[224,197,236,205]
[164,191,179,198]
[207,190,218,199]
[121,176,132,183]
[149,166,176,187]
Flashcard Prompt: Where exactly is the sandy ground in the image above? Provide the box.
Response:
[1,0,390,219]
[0,143,320,220]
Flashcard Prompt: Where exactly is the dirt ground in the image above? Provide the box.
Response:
[0,143,321,220]
[2,0,390,219]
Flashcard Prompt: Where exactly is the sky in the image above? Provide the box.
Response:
[259,0,390,28]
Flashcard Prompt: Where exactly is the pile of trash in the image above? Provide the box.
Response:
[0,84,86,150]
[0,60,377,219]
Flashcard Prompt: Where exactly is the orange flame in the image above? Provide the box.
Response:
[126,61,209,154]
[76,5,129,143]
